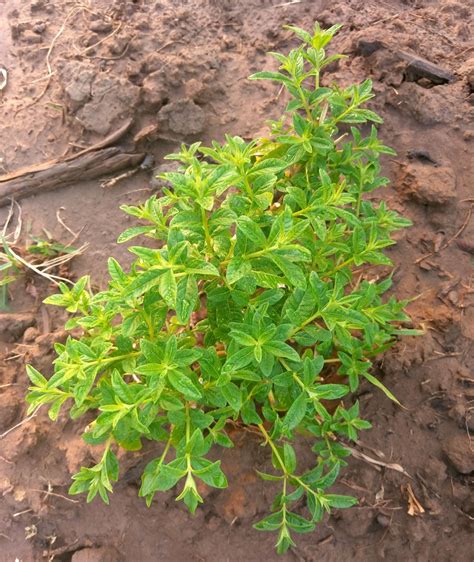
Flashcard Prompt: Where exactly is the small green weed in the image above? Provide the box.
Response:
[26,23,419,553]
[0,229,81,310]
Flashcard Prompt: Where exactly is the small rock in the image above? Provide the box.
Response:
[89,20,113,33]
[141,70,168,111]
[416,77,433,89]
[32,21,46,34]
[0,312,36,343]
[185,78,212,103]
[157,98,205,136]
[62,62,95,110]
[397,162,456,206]
[76,75,140,135]
[376,513,391,528]
[23,326,40,343]
[0,477,13,495]
[71,547,121,562]
[447,290,459,305]
[13,486,27,502]
[354,37,385,57]
[108,35,130,56]
[22,30,43,44]
[443,434,474,474]
[133,124,159,144]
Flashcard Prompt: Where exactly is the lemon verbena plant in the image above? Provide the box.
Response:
[26,23,417,554]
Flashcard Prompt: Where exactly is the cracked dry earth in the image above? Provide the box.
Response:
[0,0,473,561]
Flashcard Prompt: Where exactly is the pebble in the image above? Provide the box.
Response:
[376,513,391,528]
[22,30,43,44]
[89,20,113,34]
[398,162,456,206]
[157,98,205,136]
[443,434,474,474]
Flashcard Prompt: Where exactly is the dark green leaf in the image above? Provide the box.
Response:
[283,393,307,430]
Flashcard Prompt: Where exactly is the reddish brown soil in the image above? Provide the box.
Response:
[1,1,473,561]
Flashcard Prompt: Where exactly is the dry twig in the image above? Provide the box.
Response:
[0,408,41,440]
[346,445,412,478]
[404,483,425,516]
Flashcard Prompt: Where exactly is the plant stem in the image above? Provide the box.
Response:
[355,175,363,217]
[257,423,288,475]
[201,207,213,255]
[326,256,354,277]
[159,435,172,466]
[98,351,140,365]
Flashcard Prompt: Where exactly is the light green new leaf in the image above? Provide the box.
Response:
[158,269,177,308]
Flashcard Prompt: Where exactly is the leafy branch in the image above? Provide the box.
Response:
[25,22,419,554]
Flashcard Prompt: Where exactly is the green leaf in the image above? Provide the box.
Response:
[141,461,185,496]
[168,371,202,400]
[286,512,315,533]
[254,511,283,531]
[326,494,358,509]
[227,258,251,285]
[125,270,162,298]
[221,382,242,412]
[270,254,306,288]
[251,158,287,175]
[48,396,68,421]
[194,459,228,488]
[256,471,284,482]
[241,400,262,425]
[158,269,177,308]
[264,341,300,362]
[237,216,267,247]
[316,463,340,489]
[230,329,257,347]
[107,257,127,284]
[363,372,401,406]
[249,71,291,84]
[176,275,198,324]
[224,347,254,371]
[283,393,307,430]
[26,365,47,387]
[311,384,349,400]
[117,226,155,243]
[283,443,297,473]
[187,260,220,277]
